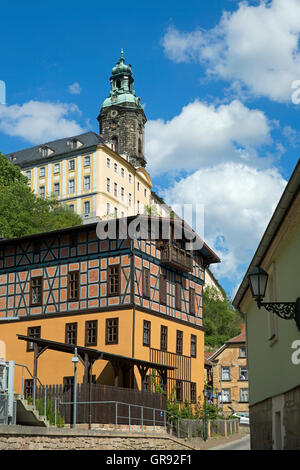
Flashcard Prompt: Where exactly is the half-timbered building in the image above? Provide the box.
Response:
[0,216,219,405]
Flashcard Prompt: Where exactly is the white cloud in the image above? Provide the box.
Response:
[162,162,287,282]
[68,82,82,95]
[0,100,85,144]
[146,99,272,175]
[162,0,300,102]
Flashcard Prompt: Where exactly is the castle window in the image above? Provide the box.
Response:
[39,186,45,198]
[68,179,75,194]
[69,160,75,171]
[53,163,60,174]
[84,176,90,191]
[112,137,118,153]
[84,156,90,167]
[53,182,60,196]
[39,167,46,178]
[84,201,90,215]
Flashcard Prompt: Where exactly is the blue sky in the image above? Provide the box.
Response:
[0,0,300,297]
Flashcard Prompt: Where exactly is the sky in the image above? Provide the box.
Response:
[0,0,299,298]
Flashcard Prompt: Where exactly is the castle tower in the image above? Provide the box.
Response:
[97,49,147,168]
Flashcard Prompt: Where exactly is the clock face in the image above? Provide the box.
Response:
[110,110,118,118]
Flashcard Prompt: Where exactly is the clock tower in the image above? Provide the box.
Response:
[97,49,147,168]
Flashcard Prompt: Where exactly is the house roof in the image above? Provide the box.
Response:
[233,159,300,311]
[205,324,246,362]
[4,131,105,168]
[226,323,246,344]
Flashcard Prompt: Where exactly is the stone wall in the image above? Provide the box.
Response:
[283,386,300,450]
[0,425,195,451]
[249,398,272,450]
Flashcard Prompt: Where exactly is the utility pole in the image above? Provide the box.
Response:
[72,347,78,429]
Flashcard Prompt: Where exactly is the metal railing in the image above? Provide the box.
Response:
[15,363,48,419]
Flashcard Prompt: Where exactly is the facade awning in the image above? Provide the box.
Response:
[17,335,176,387]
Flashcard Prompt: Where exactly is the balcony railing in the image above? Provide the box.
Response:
[159,242,193,273]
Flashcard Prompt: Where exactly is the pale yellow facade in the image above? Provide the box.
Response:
[22,143,153,222]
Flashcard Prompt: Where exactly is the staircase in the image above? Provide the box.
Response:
[15,395,50,427]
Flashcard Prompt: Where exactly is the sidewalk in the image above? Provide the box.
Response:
[188,427,250,450]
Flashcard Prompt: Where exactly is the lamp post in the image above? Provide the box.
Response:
[248,267,300,331]
[203,388,208,442]
[72,347,79,429]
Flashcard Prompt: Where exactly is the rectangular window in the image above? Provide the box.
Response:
[129,193,132,207]
[106,202,110,215]
[108,265,120,296]
[144,189,147,197]
[106,318,119,344]
[121,168,125,178]
[239,366,248,381]
[240,388,249,403]
[84,201,90,215]
[160,325,168,352]
[189,287,196,315]
[129,174,132,184]
[114,207,118,217]
[191,383,197,404]
[176,380,183,402]
[221,389,231,403]
[69,160,75,171]
[53,182,60,196]
[143,268,150,299]
[137,182,140,191]
[65,323,77,345]
[30,277,43,306]
[176,330,183,355]
[221,366,231,381]
[25,170,31,180]
[27,326,41,352]
[69,204,75,213]
[106,178,110,192]
[143,375,150,392]
[121,187,125,201]
[68,179,75,194]
[85,320,98,346]
[114,163,118,173]
[191,334,197,358]
[84,156,90,167]
[114,182,118,197]
[143,320,151,347]
[39,186,45,198]
[240,347,247,358]
[106,157,110,168]
[84,176,90,190]
[24,379,33,398]
[68,271,79,301]
[39,167,45,178]
[159,275,167,305]
[53,163,60,174]
[175,283,181,310]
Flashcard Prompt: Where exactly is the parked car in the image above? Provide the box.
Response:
[233,412,250,425]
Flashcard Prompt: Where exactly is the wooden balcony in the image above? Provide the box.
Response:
[159,242,193,273]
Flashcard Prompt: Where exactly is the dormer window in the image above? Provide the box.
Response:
[68,139,82,150]
[39,146,53,158]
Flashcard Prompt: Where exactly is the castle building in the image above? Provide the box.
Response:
[5,50,155,222]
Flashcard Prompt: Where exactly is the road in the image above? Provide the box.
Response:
[209,434,251,450]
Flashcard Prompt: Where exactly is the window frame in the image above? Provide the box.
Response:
[27,326,41,352]
[108,264,120,296]
[105,318,119,345]
[85,320,98,347]
[143,320,151,347]
[30,277,43,307]
[68,271,80,301]
[189,287,196,315]
[160,325,168,352]
[65,322,78,345]
[191,334,197,358]
[159,274,167,305]
[143,267,150,299]
[176,330,183,355]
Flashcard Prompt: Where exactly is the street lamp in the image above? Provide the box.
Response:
[203,388,208,442]
[248,267,300,331]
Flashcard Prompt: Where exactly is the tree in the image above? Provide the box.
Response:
[203,286,242,348]
[0,152,82,239]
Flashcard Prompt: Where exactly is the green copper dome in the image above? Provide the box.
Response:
[101,49,143,109]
